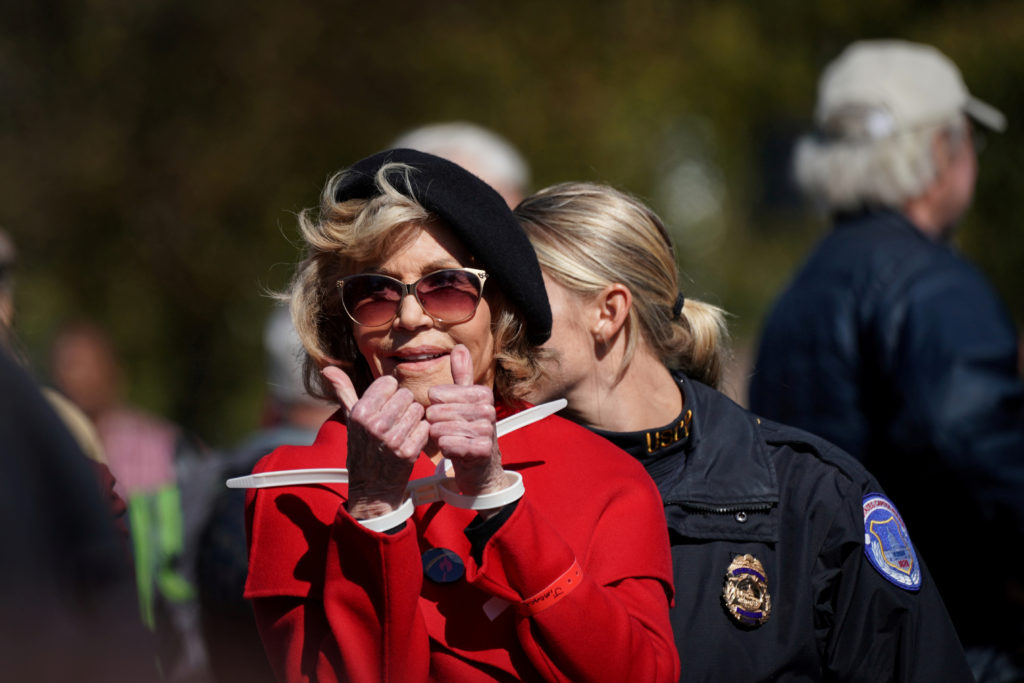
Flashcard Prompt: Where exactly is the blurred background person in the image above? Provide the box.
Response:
[389,120,531,207]
[516,181,971,682]
[196,303,334,683]
[2,230,154,680]
[49,320,215,683]
[1,228,124,527]
[1,346,159,682]
[749,39,1024,681]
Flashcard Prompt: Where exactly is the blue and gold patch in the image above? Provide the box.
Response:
[862,494,921,591]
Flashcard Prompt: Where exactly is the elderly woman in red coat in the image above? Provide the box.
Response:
[242,149,678,682]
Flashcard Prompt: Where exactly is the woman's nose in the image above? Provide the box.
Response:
[393,292,432,330]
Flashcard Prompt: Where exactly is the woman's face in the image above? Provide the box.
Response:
[525,273,597,405]
[350,221,497,406]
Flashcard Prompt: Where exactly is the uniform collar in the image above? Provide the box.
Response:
[650,374,779,543]
[655,373,779,509]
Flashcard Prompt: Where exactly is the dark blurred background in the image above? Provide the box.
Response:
[2,0,1021,447]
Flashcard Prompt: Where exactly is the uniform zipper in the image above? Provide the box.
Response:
[677,501,774,515]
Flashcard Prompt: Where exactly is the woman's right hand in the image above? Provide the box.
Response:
[322,366,430,520]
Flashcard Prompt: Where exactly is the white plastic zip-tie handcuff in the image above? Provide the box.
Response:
[226,399,564,528]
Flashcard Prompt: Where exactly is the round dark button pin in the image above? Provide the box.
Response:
[422,547,465,584]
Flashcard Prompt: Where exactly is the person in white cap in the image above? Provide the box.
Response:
[750,40,1024,682]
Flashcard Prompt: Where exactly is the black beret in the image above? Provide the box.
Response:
[333,148,552,346]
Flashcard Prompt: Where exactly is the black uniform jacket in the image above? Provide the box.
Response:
[603,374,972,682]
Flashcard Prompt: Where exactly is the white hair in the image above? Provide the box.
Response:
[794,113,966,211]
[263,303,311,406]
[390,122,529,198]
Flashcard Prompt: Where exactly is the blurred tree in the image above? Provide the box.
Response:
[1,0,1020,442]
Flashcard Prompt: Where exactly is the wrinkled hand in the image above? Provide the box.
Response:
[426,345,508,502]
[322,366,429,519]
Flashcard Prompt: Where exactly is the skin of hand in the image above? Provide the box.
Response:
[425,344,508,502]
[322,365,429,519]
[321,344,509,522]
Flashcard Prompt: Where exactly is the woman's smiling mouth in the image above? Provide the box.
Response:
[389,347,450,370]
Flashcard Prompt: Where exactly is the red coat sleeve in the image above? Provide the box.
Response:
[252,508,430,683]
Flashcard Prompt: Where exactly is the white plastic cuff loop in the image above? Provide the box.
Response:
[355,496,415,532]
[439,471,525,510]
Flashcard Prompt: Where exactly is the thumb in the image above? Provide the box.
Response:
[449,344,474,386]
[321,365,360,414]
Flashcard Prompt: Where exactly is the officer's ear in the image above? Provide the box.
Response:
[590,283,631,347]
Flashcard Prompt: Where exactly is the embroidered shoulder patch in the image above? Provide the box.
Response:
[862,494,921,591]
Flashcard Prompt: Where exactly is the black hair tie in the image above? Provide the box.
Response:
[672,293,685,320]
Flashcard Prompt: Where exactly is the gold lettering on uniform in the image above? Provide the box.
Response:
[645,410,695,453]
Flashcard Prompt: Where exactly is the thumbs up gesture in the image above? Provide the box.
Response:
[426,345,507,501]
[321,365,430,519]
[321,344,507,520]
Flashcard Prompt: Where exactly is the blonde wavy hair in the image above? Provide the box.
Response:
[288,162,544,403]
[514,182,730,388]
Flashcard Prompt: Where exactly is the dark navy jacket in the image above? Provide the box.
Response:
[601,375,971,682]
[749,209,1024,650]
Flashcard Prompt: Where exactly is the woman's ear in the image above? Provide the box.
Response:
[591,283,631,344]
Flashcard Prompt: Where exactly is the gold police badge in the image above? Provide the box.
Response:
[722,554,772,627]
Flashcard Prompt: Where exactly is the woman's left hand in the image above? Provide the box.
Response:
[426,345,508,502]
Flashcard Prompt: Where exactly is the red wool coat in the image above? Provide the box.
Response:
[245,405,678,682]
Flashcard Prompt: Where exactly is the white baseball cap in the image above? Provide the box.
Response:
[816,40,1006,141]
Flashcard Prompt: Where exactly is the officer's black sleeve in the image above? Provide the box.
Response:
[813,477,974,682]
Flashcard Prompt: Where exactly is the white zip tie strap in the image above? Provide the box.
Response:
[355,496,416,532]
[439,471,525,510]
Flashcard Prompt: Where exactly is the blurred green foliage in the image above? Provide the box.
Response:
[2,0,1021,445]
